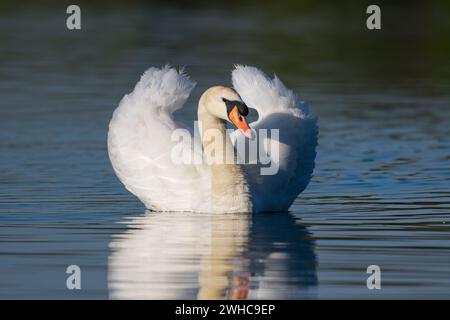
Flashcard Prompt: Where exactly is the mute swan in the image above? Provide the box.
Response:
[107,65,317,213]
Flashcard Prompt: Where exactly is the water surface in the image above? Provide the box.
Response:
[1,3,450,299]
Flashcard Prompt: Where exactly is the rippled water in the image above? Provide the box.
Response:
[1,3,450,299]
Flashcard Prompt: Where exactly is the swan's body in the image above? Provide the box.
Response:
[108,65,317,213]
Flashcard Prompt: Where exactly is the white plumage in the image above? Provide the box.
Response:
[108,65,317,213]
[231,65,318,212]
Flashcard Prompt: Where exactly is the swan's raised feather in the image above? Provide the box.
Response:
[231,65,318,212]
[108,66,211,212]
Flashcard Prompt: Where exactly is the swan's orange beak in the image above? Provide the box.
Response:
[229,106,254,140]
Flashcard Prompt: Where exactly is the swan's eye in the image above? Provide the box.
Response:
[238,103,248,117]
[224,98,248,119]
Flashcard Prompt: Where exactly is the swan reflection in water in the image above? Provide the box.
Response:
[108,211,317,299]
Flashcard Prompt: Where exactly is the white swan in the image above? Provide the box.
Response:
[107,65,317,213]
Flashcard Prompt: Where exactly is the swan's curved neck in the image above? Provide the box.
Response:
[198,95,252,213]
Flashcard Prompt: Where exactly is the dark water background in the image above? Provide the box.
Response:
[1,2,450,299]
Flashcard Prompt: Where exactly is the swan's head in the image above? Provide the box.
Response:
[202,86,254,139]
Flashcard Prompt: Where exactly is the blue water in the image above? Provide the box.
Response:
[1,4,450,299]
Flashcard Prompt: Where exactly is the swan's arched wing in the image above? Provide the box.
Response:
[232,65,310,119]
[231,65,318,212]
[108,66,210,212]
